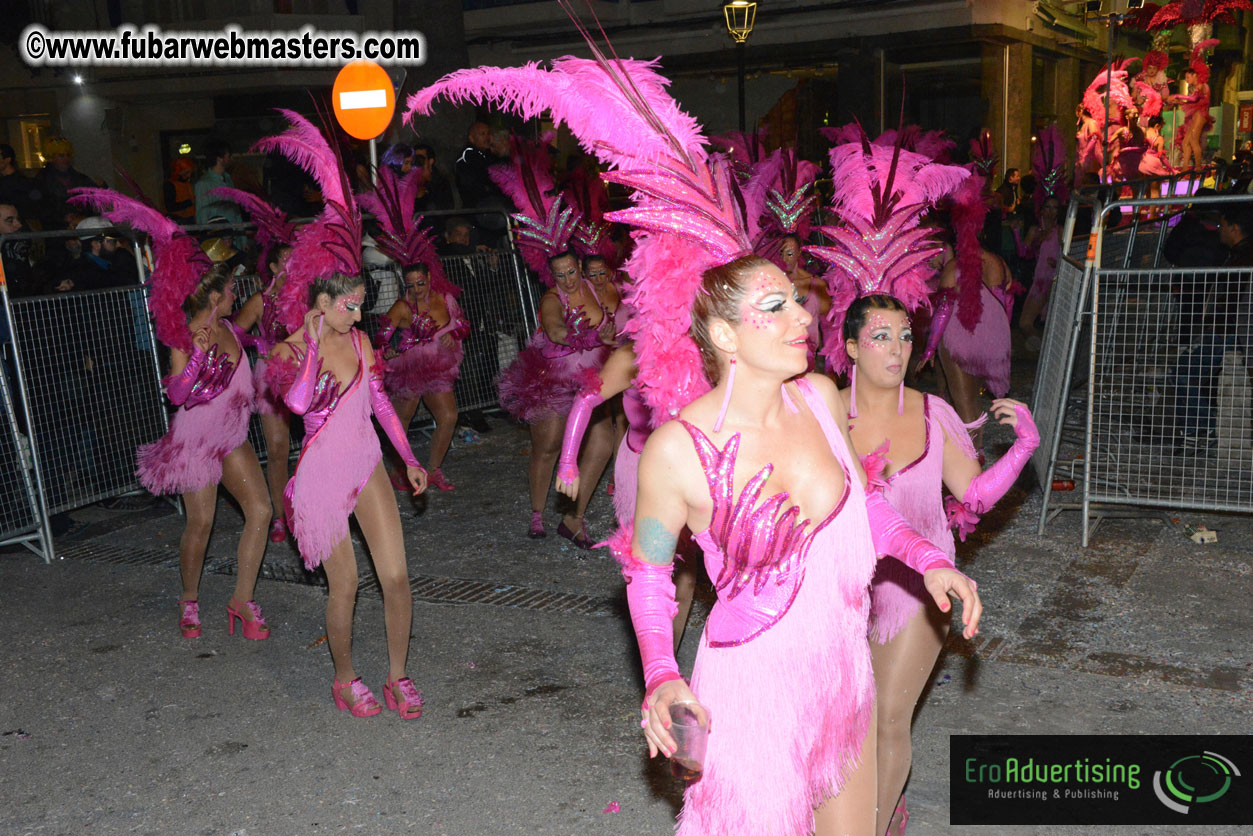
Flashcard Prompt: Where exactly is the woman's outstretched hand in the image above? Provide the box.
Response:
[922,567,982,640]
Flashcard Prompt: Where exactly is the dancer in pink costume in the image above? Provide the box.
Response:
[1171,39,1220,171]
[404,22,980,831]
[361,166,469,493]
[219,187,298,543]
[72,188,272,641]
[258,110,428,720]
[477,136,615,543]
[918,176,1017,448]
[1019,123,1068,340]
[839,297,1038,836]
[1137,82,1175,199]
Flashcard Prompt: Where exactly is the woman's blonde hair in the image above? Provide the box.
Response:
[689,254,775,385]
[182,262,233,318]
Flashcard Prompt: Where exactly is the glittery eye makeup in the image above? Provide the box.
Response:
[334,292,365,313]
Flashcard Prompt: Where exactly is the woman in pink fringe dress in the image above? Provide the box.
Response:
[72,187,272,642]
[842,294,1037,836]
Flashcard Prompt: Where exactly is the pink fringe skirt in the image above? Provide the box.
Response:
[943,284,1011,398]
[611,436,641,525]
[251,356,288,416]
[498,336,608,424]
[136,360,255,496]
[384,340,464,402]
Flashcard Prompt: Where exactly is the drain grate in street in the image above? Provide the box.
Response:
[60,541,619,617]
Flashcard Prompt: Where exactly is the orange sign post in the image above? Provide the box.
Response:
[332,60,396,141]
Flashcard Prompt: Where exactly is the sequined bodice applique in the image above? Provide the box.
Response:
[292,331,364,434]
[682,417,851,647]
[259,289,284,344]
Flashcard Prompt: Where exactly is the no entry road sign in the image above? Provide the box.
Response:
[332,60,395,140]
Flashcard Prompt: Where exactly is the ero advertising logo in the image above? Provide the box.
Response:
[951,735,1251,826]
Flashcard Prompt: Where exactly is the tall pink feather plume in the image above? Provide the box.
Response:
[914,130,956,163]
[1191,37,1221,84]
[404,57,706,175]
[564,163,618,265]
[826,142,968,226]
[489,136,580,284]
[1135,81,1164,120]
[70,186,208,352]
[357,166,459,299]
[820,124,863,146]
[1031,123,1070,215]
[950,175,988,332]
[209,186,295,281]
[255,110,363,334]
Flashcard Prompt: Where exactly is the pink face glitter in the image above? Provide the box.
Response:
[741,273,789,331]
[334,291,365,314]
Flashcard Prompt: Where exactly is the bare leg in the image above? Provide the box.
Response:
[178,481,218,602]
[608,394,627,486]
[421,390,458,472]
[320,535,359,685]
[352,464,413,683]
[259,411,291,520]
[217,442,272,613]
[870,604,951,836]
[566,408,613,530]
[528,416,564,514]
[1018,293,1046,335]
[812,701,878,836]
[939,344,986,449]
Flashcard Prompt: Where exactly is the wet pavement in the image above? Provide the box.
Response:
[2,371,1250,835]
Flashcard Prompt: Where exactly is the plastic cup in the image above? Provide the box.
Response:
[668,700,710,782]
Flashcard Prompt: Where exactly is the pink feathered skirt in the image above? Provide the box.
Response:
[611,436,640,525]
[283,374,381,571]
[498,335,608,424]
[384,340,464,401]
[943,283,1011,398]
[136,360,254,496]
[251,356,288,416]
[678,521,876,836]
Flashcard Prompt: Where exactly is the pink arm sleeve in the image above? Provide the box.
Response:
[373,319,396,353]
[918,289,955,366]
[162,346,208,406]
[282,338,319,416]
[556,388,606,484]
[609,524,683,698]
[435,296,471,341]
[959,404,1039,514]
[865,492,955,574]
[369,370,423,470]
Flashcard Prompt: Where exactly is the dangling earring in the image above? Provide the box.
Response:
[713,356,736,433]
[898,381,906,415]
[849,364,858,419]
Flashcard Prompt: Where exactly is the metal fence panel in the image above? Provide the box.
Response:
[10,287,167,515]
[1031,255,1090,496]
[0,326,42,546]
[1087,267,1253,512]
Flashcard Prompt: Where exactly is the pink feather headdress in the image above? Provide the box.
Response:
[807,128,969,374]
[1082,67,1135,127]
[252,108,363,334]
[489,135,579,285]
[208,187,295,282]
[1135,80,1165,120]
[968,129,998,180]
[563,162,618,267]
[1031,123,1070,215]
[756,147,820,249]
[1189,38,1221,85]
[950,174,990,332]
[70,187,210,352]
[357,165,460,299]
[404,7,752,422]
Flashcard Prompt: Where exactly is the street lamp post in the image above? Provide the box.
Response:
[724,0,757,133]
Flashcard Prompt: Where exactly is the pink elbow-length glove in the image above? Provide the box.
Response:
[610,524,683,699]
[164,346,233,408]
[370,371,424,471]
[917,289,956,367]
[556,388,606,484]
[373,320,396,354]
[282,331,321,416]
[865,492,956,574]
[959,404,1039,514]
[162,345,209,406]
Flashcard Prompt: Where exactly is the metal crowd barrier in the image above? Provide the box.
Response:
[1034,192,1253,545]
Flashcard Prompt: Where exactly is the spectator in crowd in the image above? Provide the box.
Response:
[164,157,196,224]
[69,216,137,290]
[264,151,321,218]
[380,142,414,176]
[0,143,41,222]
[38,137,99,230]
[1171,201,1253,450]
[413,143,454,216]
[194,140,243,226]
[1,202,41,297]
[455,122,496,208]
[437,215,484,257]
[996,167,1022,218]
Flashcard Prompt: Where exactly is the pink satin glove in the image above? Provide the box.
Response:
[369,373,423,471]
[609,524,683,699]
[283,330,321,416]
[556,388,605,485]
[373,320,396,354]
[865,491,955,574]
[917,289,955,368]
[162,345,209,407]
[960,404,1039,514]
[446,317,471,342]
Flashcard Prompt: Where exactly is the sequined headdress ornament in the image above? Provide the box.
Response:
[70,186,211,353]
[807,125,969,374]
[1031,123,1070,215]
[968,129,998,179]
[489,134,579,286]
[252,108,363,334]
[207,187,296,282]
[356,165,460,299]
[563,159,618,267]
[711,125,769,181]
[404,4,756,421]
[754,147,820,254]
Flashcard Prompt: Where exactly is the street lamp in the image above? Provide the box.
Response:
[724,0,757,133]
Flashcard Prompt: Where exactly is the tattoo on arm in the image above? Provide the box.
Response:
[635,516,678,566]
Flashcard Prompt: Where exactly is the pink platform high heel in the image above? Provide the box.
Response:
[179,600,201,638]
[385,676,425,720]
[268,517,288,543]
[226,600,270,640]
[888,795,908,836]
[332,677,382,717]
